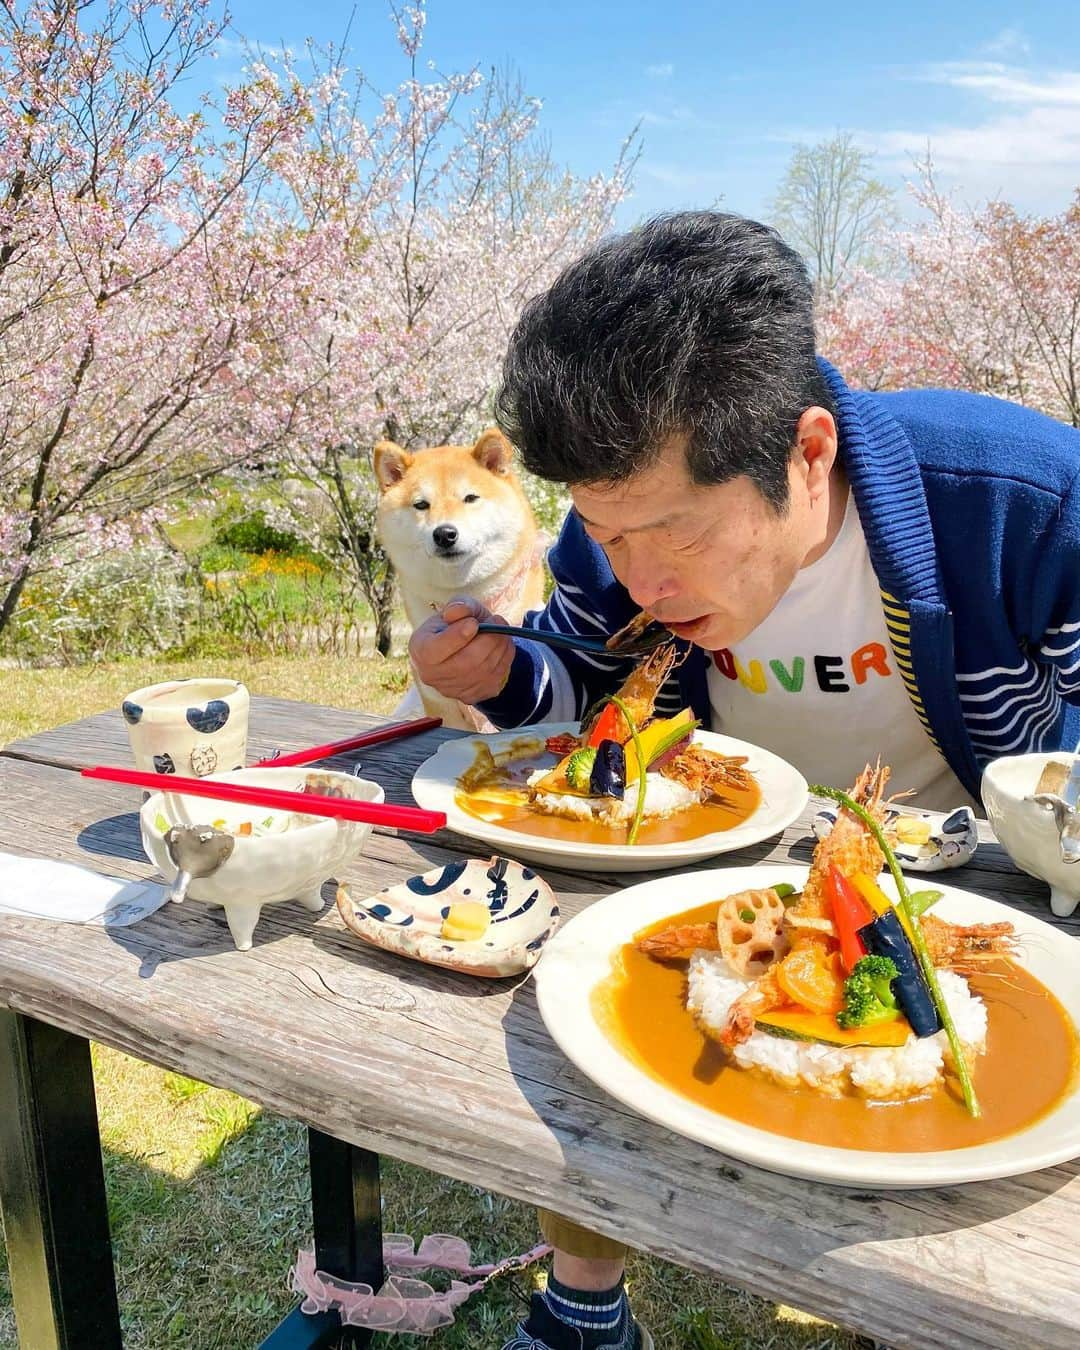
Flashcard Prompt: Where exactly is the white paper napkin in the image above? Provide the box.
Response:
[0,851,168,926]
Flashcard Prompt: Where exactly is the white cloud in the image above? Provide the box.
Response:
[637,104,731,135]
[847,56,1080,211]
[214,33,311,65]
[636,161,731,202]
[646,62,674,79]
[976,27,1031,61]
[912,61,1080,107]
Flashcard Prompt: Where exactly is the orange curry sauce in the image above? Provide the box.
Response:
[455,782,761,848]
[594,902,1078,1152]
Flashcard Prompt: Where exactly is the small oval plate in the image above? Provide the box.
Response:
[336,856,560,978]
[811,803,978,871]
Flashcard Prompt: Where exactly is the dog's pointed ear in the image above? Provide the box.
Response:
[472,428,514,475]
[373,441,412,489]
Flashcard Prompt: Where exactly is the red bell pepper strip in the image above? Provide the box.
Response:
[586,702,622,748]
[826,864,874,973]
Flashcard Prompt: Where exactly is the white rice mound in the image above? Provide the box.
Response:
[686,951,988,1101]
[526,769,696,825]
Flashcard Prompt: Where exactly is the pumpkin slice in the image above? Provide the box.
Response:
[755,1009,911,1048]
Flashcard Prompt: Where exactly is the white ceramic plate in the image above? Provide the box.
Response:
[411,724,808,873]
[534,862,1080,1187]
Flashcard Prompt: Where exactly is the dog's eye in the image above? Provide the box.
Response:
[463,493,479,504]
[413,499,430,511]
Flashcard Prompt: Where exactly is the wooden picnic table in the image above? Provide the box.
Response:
[0,696,1077,1350]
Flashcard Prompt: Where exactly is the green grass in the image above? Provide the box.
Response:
[0,659,871,1350]
[0,655,410,749]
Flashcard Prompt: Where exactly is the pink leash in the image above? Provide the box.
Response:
[290,1234,552,1337]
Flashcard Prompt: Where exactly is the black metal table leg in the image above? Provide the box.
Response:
[0,1009,122,1350]
[259,1129,384,1350]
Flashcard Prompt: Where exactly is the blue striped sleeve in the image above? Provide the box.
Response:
[1035,470,1080,708]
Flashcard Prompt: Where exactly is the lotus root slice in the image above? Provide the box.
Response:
[715,888,787,975]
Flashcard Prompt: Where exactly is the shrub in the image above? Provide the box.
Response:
[3,544,201,666]
[214,513,307,557]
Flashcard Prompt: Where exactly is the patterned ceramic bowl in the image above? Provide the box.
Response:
[811,802,979,872]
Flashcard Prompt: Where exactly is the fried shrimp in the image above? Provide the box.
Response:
[792,762,892,922]
[658,745,755,798]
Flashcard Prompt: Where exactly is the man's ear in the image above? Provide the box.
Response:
[794,407,838,500]
[373,441,412,490]
[472,428,514,476]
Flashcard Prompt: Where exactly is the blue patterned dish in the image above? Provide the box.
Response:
[811,803,979,872]
[336,856,560,978]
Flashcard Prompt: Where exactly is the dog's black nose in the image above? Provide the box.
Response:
[433,524,459,550]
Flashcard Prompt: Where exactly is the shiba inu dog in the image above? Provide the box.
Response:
[374,428,547,730]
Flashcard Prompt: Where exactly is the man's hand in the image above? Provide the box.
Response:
[408,598,516,705]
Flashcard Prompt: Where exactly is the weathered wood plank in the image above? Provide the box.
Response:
[0,754,1077,1348]
[0,698,1062,912]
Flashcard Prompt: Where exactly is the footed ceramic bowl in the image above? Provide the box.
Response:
[982,753,1080,918]
[140,767,384,950]
[336,856,560,978]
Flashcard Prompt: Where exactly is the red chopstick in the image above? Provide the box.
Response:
[253,716,443,769]
[81,765,446,834]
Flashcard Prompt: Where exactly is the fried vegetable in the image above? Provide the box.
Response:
[825,865,873,972]
[755,1009,910,1048]
[607,695,647,844]
[859,909,942,1038]
[585,702,622,748]
[852,871,915,942]
[910,888,944,917]
[836,954,901,1028]
[624,709,697,784]
[589,740,626,799]
[564,746,597,792]
[775,947,846,1015]
[810,782,980,1118]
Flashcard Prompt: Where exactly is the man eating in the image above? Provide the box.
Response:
[409,210,1080,1350]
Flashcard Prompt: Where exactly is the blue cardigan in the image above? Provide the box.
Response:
[479,361,1080,801]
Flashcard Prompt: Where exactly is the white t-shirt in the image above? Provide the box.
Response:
[706,492,979,813]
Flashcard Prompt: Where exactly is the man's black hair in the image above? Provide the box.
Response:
[495,210,835,511]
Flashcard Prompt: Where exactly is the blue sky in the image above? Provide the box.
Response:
[212,1,1080,225]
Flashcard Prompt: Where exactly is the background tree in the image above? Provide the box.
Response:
[772,131,896,298]
[0,1,633,656]
[818,161,1080,426]
[0,0,317,637]
[253,10,633,652]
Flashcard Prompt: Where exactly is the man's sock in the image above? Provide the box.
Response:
[531,1272,638,1349]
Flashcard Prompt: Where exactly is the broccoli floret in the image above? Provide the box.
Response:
[836,955,901,1028]
[564,746,597,792]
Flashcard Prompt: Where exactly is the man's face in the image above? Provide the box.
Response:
[570,425,836,651]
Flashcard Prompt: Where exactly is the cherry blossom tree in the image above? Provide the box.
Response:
[247,7,633,652]
[819,164,1080,426]
[0,0,319,637]
[0,0,632,657]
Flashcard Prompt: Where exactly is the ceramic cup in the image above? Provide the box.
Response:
[981,752,1080,918]
[122,678,250,779]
